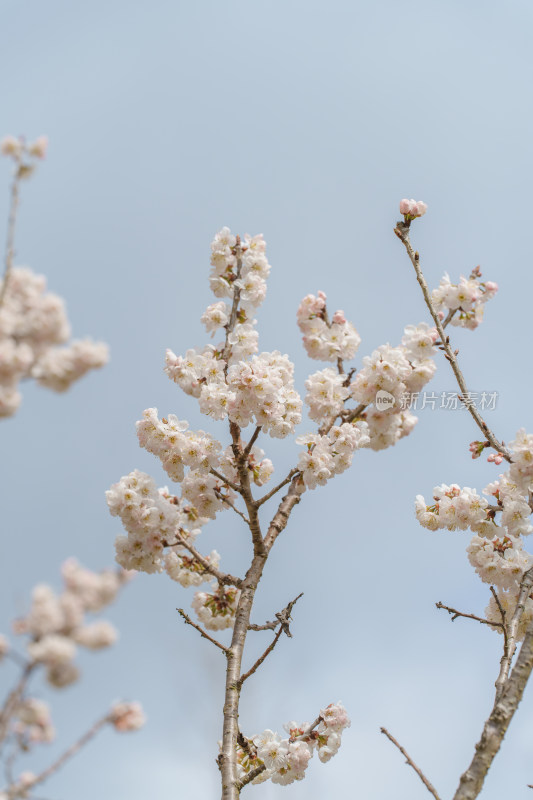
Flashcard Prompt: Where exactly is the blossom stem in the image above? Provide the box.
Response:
[0,160,22,312]
[395,221,510,462]
[380,726,442,800]
[0,662,35,748]
[435,601,504,630]
[16,714,110,792]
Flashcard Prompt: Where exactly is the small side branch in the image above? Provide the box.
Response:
[395,221,510,462]
[264,473,306,552]
[16,714,109,793]
[256,469,300,508]
[243,426,262,459]
[380,726,442,800]
[167,531,242,588]
[0,160,22,312]
[214,489,250,525]
[0,663,35,747]
[490,586,509,655]
[436,601,503,630]
[239,593,303,685]
[177,608,228,654]
[210,468,240,494]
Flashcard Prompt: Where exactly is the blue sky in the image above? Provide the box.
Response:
[2,1,533,798]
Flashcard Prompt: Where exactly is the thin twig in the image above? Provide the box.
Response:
[210,468,240,494]
[381,726,442,800]
[15,714,109,792]
[256,469,300,508]
[0,662,35,748]
[395,220,510,462]
[164,531,242,588]
[239,594,303,685]
[490,586,509,654]
[177,608,228,654]
[222,237,243,367]
[0,159,22,312]
[243,426,262,459]
[213,489,250,525]
[436,601,503,630]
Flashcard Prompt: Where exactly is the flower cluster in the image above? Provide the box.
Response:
[399,198,427,219]
[109,701,146,732]
[235,703,350,786]
[431,266,498,330]
[0,134,108,418]
[191,586,241,631]
[0,561,143,800]
[297,422,370,489]
[218,444,274,487]
[467,535,532,589]
[0,267,108,417]
[415,483,493,535]
[296,291,361,362]
[1,135,48,162]
[225,352,302,436]
[304,368,350,425]
[416,450,533,638]
[106,469,206,573]
[14,699,55,746]
[344,324,437,451]
[6,560,130,687]
[136,408,222,481]
[209,228,270,312]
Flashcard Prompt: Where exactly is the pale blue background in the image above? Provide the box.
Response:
[1,1,533,798]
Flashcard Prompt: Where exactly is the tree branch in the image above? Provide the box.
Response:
[177,608,228,654]
[263,473,306,552]
[0,159,22,312]
[239,593,303,685]
[494,566,533,701]
[452,614,533,799]
[222,238,243,367]
[210,468,240,494]
[15,714,110,793]
[395,220,510,462]
[436,601,503,631]
[381,726,442,800]
[256,469,300,508]
[229,421,265,557]
[243,426,262,460]
[0,662,35,748]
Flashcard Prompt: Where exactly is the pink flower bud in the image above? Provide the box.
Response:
[110,701,146,732]
[28,136,48,159]
[399,198,427,218]
[0,135,22,158]
[487,452,504,465]
[332,310,346,324]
